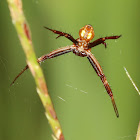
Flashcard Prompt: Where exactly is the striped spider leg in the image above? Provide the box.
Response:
[87,51,119,117]
[11,27,78,85]
[10,46,73,86]
[11,24,121,117]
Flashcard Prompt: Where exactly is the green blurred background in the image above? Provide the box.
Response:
[0,0,140,140]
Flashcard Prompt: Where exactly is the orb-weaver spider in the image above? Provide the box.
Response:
[11,25,121,117]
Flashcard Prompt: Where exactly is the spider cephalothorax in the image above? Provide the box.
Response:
[11,24,121,118]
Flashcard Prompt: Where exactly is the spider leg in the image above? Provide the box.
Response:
[10,65,29,86]
[88,35,121,49]
[87,51,119,118]
[102,42,107,48]
[11,46,73,86]
[44,27,78,44]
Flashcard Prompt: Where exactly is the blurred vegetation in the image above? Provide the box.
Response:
[7,1,64,139]
[0,0,140,140]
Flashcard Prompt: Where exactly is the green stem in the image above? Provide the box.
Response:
[7,0,64,139]
[136,121,140,140]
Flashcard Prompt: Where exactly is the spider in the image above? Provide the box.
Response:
[11,24,121,117]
